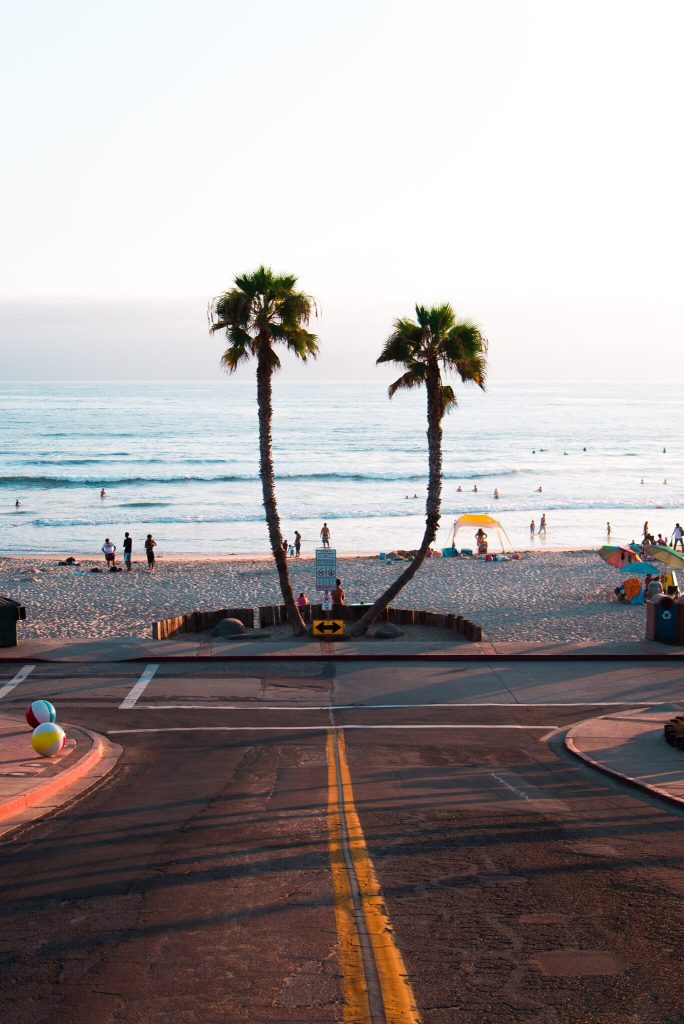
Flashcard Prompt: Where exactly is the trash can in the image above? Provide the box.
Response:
[647,594,682,644]
[0,597,26,648]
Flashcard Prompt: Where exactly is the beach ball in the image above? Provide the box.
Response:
[31,722,66,758]
[26,700,56,728]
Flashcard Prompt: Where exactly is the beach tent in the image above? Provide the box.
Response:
[446,513,514,552]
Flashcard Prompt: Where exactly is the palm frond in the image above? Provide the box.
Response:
[387,366,426,399]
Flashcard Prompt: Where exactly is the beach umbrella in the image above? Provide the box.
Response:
[644,544,684,570]
[597,545,641,568]
[619,561,657,576]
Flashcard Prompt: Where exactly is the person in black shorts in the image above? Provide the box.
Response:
[123,532,133,571]
[144,533,157,571]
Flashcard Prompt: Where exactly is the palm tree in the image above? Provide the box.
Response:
[351,303,487,637]
[209,265,318,636]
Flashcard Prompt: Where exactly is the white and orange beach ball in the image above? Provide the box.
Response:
[31,722,66,758]
[26,700,57,728]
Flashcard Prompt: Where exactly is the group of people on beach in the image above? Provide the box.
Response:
[641,521,684,551]
[101,533,157,572]
[281,523,332,557]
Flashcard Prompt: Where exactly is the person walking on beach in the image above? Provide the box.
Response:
[320,523,331,548]
[122,532,133,571]
[673,523,684,551]
[294,530,302,557]
[144,533,157,571]
[606,522,611,538]
[530,519,535,536]
[102,538,116,570]
[539,514,547,535]
[331,578,345,604]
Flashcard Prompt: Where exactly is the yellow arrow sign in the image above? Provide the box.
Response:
[312,619,344,638]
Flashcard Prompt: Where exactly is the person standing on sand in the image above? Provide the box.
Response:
[643,521,649,539]
[673,523,684,551]
[102,538,116,570]
[530,520,535,536]
[607,522,611,538]
[294,530,302,557]
[122,532,133,571]
[144,533,157,571]
[539,514,547,535]
[331,578,345,604]
[320,523,331,548]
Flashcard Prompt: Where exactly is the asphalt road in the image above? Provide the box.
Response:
[0,659,683,1024]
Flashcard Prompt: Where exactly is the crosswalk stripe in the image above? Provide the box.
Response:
[119,664,159,710]
[0,665,35,700]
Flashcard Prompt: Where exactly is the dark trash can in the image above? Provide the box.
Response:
[0,597,26,648]
[647,594,684,644]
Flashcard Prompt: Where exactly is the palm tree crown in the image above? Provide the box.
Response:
[209,266,319,636]
[378,303,487,408]
[209,265,318,372]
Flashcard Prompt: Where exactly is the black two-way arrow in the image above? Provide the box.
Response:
[314,621,343,634]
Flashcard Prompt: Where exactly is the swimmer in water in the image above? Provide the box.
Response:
[457,485,462,493]
[536,486,543,493]
[493,489,500,499]
[472,484,478,493]
[15,499,20,507]
[100,488,106,498]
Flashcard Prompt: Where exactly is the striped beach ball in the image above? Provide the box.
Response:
[31,722,66,758]
[26,700,57,728]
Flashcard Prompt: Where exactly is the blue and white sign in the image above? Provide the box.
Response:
[315,548,337,592]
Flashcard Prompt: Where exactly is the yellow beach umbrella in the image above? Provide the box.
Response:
[644,544,684,570]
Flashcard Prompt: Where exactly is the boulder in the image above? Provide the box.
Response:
[211,617,247,638]
[373,622,405,639]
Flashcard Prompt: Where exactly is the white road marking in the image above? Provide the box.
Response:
[119,664,159,710]
[131,701,652,710]
[108,724,560,735]
[0,665,35,700]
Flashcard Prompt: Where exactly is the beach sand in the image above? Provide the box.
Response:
[0,550,647,642]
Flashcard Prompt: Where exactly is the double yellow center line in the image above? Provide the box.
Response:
[327,729,421,1024]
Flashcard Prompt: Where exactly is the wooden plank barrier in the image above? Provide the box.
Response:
[153,603,482,641]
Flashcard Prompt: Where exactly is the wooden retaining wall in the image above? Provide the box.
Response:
[152,607,255,640]
[153,603,482,642]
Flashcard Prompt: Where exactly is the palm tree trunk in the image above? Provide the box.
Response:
[256,343,306,635]
[351,368,443,637]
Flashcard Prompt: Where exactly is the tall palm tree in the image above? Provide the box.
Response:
[351,303,487,637]
[209,265,318,636]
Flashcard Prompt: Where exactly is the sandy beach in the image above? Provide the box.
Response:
[0,550,649,643]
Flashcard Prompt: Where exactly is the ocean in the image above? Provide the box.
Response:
[0,380,682,556]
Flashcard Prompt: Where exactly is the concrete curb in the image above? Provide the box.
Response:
[0,651,682,664]
[0,725,122,825]
[565,723,684,811]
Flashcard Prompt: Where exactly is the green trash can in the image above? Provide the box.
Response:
[0,597,26,647]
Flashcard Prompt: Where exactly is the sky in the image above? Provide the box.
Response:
[1,0,682,382]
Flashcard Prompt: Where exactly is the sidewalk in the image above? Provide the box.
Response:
[0,636,682,662]
[566,704,684,808]
[0,713,121,835]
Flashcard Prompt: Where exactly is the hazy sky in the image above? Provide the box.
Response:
[1,1,682,381]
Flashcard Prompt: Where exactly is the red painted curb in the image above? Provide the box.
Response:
[565,726,684,811]
[0,726,110,824]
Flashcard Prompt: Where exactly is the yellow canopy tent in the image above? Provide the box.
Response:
[446,513,514,552]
